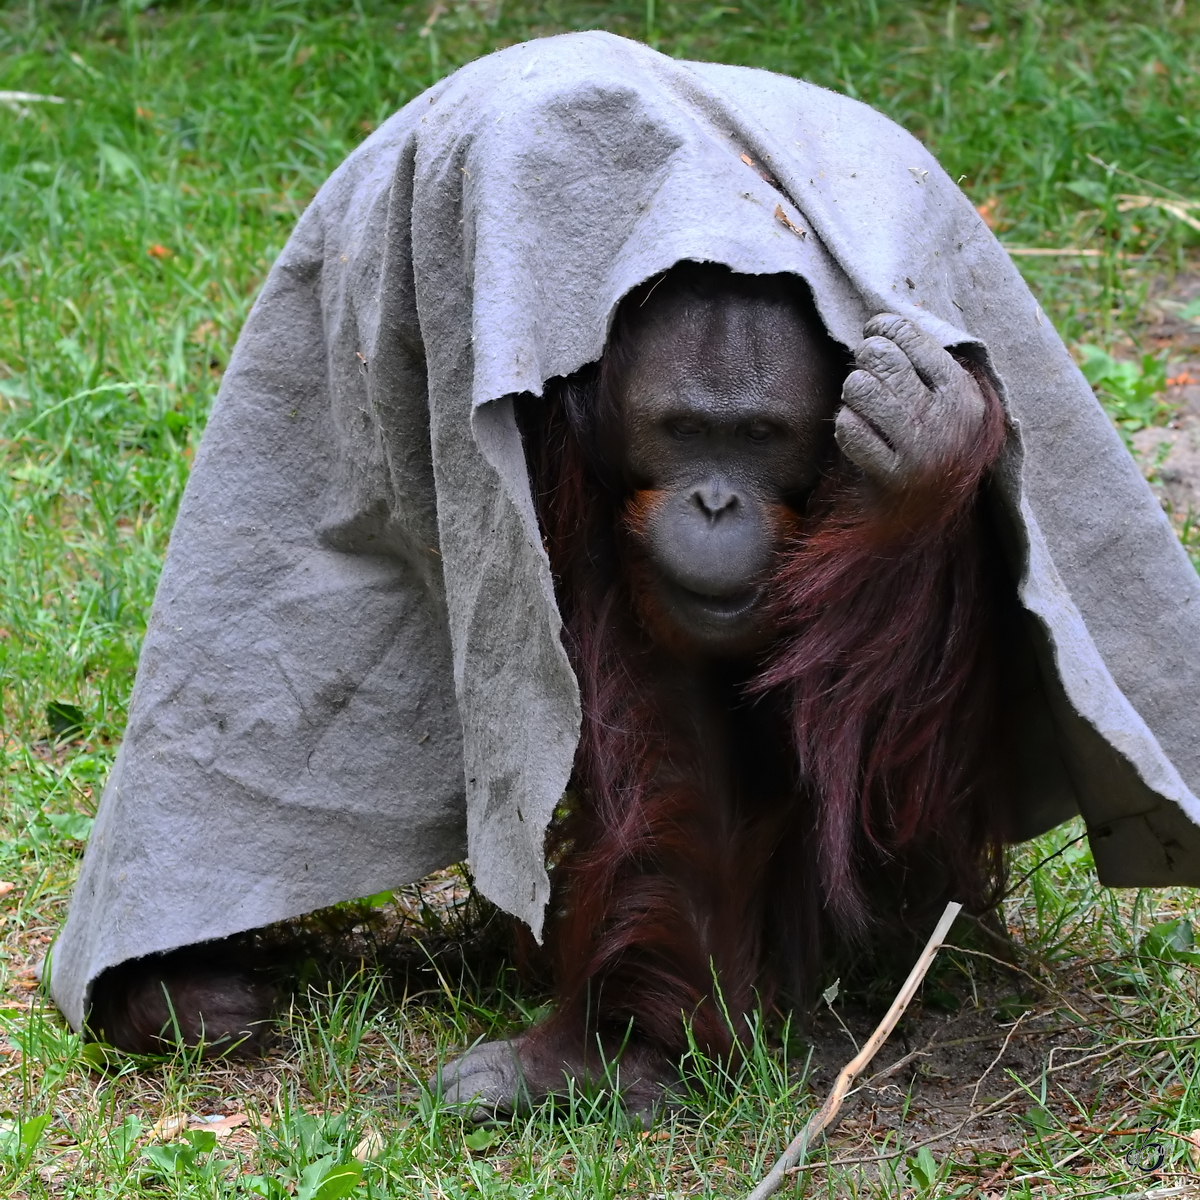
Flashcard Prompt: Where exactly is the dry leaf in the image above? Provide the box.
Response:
[0,882,14,897]
[1186,1129,1200,1169]
[773,204,807,239]
[149,1114,188,1141]
[353,1128,385,1160]
[976,196,1000,229]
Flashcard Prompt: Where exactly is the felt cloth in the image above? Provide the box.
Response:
[50,31,1200,1032]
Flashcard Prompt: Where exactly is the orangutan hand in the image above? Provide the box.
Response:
[835,313,988,491]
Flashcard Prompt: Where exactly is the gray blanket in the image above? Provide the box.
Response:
[50,31,1200,1031]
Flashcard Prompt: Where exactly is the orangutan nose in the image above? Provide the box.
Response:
[692,482,739,522]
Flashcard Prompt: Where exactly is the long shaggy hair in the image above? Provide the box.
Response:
[514,291,1012,1065]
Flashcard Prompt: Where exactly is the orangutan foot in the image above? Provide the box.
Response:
[436,1027,680,1124]
[87,947,276,1057]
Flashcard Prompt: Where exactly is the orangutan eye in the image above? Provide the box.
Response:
[744,421,774,443]
[668,418,704,438]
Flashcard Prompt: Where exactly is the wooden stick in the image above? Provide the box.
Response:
[745,901,963,1200]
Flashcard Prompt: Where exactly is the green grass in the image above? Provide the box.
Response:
[2,1,1200,1197]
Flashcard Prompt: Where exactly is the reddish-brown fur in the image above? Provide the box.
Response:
[515,350,1010,1073]
[89,298,1010,1078]
[88,942,276,1056]
[757,358,1010,934]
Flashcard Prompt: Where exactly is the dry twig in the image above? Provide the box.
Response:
[744,901,962,1200]
[968,1010,1028,1110]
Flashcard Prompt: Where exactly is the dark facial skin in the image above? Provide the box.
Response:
[613,278,845,656]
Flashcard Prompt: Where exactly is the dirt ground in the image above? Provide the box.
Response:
[354,876,1191,1195]
[798,967,1134,1192]
[1132,272,1200,517]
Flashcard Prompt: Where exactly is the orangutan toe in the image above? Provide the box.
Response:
[437,1039,530,1121]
